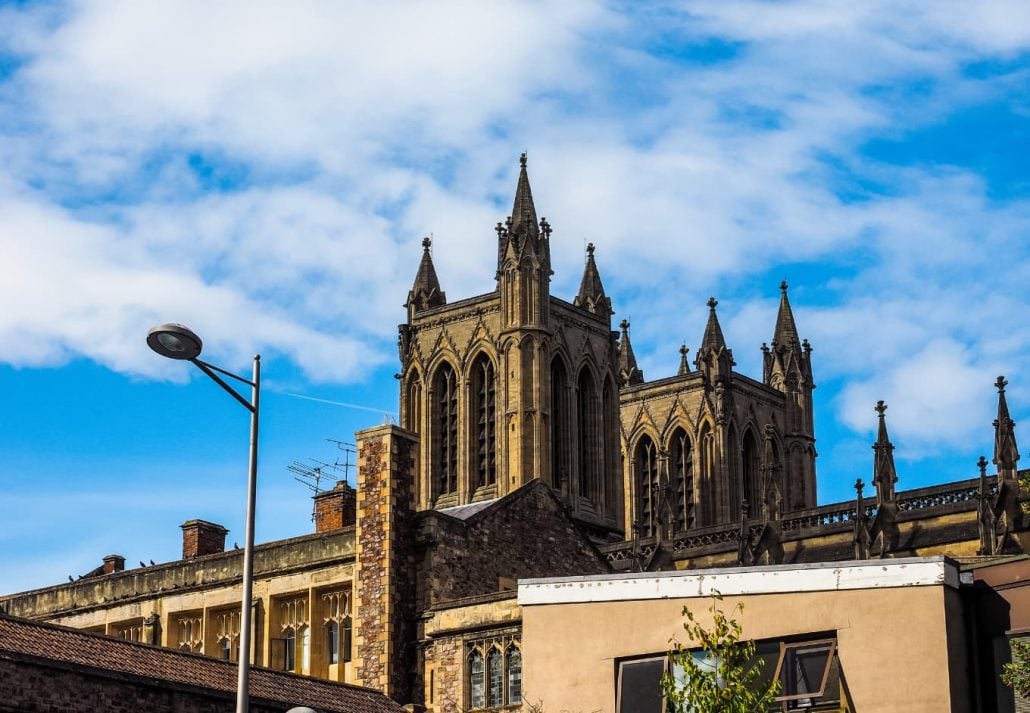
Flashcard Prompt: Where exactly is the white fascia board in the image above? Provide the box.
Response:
[518,557,959,606]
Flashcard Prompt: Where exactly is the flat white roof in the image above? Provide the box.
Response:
[518,556,960,606]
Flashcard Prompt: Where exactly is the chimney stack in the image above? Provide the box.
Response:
[313,480,357,533]
[102,555,125,574]
[180,519,229,559]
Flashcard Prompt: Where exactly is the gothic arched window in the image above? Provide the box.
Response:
[577,368,598,499]
[551,359,570,489]
[742,429,761,514]
[635,436,659,536]
[506,645,522,704]
[699,423,716,526]
[471,355,496,489]
[469,650,485,708]
[487,648,504,706]
[669,428,693,532]
[432,363,458,498]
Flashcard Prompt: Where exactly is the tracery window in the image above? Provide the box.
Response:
[669,428,694,532]
[577,368,598,499]
[466,632,521,709]
[742,430,761,514]
[322,589,352,665]
[700,423,716,525]
[432,363,459,498]
[176,614,203,653]
[471,355,497,489]
[635,436,659,536]
[551,360,570,490]
[214,609,240,661]
[279,596,309,673]
[113,620,143,643]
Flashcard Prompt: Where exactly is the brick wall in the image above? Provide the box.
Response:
[180,520,228,559]
[314,480,357,532]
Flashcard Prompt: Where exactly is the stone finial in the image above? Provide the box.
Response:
[520,151,527,168]
[875,400,887,417]
[780,279,788,292]
[978,455,988,476]
[422,236,431,250]
[586,242,595,257]
[855,478,864,495]
[997,375,1008,394]
[707,296,718,311]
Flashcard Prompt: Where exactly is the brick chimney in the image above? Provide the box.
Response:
[313,480,357,533]
[180,519,229,559]
[102,555,125,574]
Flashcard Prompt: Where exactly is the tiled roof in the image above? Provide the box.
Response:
[0,613,404,713]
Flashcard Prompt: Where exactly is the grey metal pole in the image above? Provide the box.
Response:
[236,354,260,713]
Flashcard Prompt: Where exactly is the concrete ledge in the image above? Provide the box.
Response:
[518,556,960,605]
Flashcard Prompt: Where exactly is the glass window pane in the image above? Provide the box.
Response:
[327,622,339,665]
[507,648,522,704]
[618,658,665,713]
[488,649,503,705]
[470,652,485,708]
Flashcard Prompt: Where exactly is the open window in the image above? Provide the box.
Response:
[615,636,842,713]
[774,638,840,710]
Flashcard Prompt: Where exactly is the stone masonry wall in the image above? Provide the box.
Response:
[417,480,609,609]
[354,424,418,703]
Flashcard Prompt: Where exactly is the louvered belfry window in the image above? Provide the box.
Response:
[636,436,659,536]
[434,363,458,496]
[472,355,496,488]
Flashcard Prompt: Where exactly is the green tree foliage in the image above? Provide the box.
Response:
[661,594,780,713]
[1002,638,1030,698]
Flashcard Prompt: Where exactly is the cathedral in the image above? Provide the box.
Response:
[399,153,817,544]
[1,155,1025,712]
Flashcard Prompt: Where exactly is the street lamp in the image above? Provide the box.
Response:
[147,323,260,713]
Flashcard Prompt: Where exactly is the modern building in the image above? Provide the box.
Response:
[1,156,1026,712]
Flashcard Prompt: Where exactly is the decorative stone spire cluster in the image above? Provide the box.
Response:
[694,297,734,384]
[872,400,898,505]
[405,236,446,319]
[763,281,812,392]
[495,152,552,283]
[573,243,612,319]
[617,319,644,386]
[978,376,1024,554]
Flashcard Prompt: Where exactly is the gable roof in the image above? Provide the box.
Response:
[0,613,403,713]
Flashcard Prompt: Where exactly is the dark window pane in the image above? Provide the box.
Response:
[470,651,485,708]
[327,621,339,665]
[507,647,522,704]
[488,649,504,705]
[618,658,665,713]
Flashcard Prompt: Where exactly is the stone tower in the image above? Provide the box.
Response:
[398,155,623,537]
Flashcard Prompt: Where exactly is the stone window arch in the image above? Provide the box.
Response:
[577,366,599,500]
[634,435,659,536]
[470,353,497,489]
[431,362,459,498]
[669,427,694,532]
[550,357,570,490]
[742,428,761,514]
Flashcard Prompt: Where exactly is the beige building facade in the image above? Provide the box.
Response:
[519,558,969,713]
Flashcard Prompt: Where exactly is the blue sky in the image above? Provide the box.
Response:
[1,1,1028,593]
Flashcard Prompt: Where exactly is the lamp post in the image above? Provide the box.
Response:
[147,323,260,713]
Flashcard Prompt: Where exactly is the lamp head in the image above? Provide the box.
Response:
[147,323,203,360]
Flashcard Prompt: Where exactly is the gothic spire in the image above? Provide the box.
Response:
[573,242,612,319]
[700,297,727,352]
[406,236,446,318]
[510,152,539,241]
[994,375,1020,475]
[678,344,690,376]
[772,281,801,350]
[872,400,898,505]
[496,153,550,281]
[617,319,644,386]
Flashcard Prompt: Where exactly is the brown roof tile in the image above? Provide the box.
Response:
[0,613,404,713]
